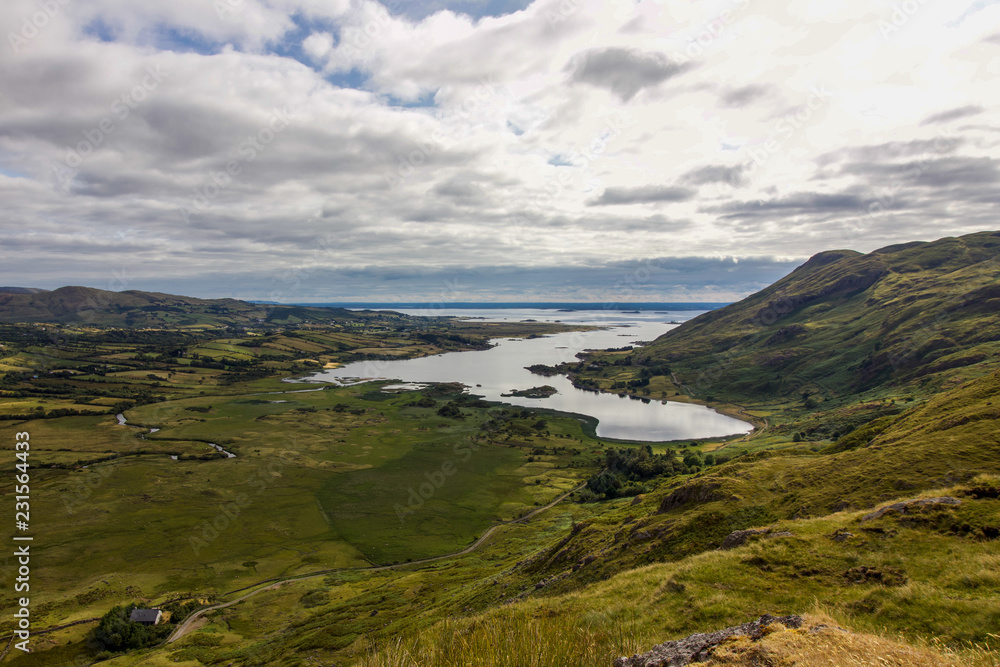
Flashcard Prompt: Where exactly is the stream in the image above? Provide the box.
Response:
[116,413,236,458]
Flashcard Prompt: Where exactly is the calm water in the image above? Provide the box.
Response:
[304,309,752,442]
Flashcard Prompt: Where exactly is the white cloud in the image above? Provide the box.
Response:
[0,0,997,299]
[302,31,334,62]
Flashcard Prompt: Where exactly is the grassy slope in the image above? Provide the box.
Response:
[0,285,379,327]
[631,231,1000,403]
[479,369,1000,595]
[98,474,1000,666]
[336,369,1000,665]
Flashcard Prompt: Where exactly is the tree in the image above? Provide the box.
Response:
[682,451,703,469]
[91,603,171,654]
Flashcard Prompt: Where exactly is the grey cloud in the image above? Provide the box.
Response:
[589,185,694,206]
[569,47,686,101]
[706,192,870,221]
[921,105,985,125]
[543,213,691,233]
[816,138,964,167]
[428,172,514,206]
[720,84,770,108]
[682,164,747,187]
[841,156,1000,188]
[106,256,801,302]
[69,172,173,199]
[433,179,483,200]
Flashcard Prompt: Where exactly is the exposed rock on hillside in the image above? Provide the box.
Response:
[720,528,792,550]
[614,614,804,667]
[861,496,961,522]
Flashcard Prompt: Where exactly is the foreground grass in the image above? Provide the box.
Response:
[357,609,641,667]
[355,483,1000,667]
[358,613,994,667]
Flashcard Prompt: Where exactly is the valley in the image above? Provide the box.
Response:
[0,232,998,666]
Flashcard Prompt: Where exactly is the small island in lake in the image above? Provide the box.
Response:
[501,385,557,398]
[524,363,561,376]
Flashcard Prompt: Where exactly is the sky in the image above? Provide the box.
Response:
[1,0,998,302]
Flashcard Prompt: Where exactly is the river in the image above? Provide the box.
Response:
[304,308,752,442]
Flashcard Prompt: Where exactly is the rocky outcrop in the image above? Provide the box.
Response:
[614,614,804,667]
[720,528,767,550]
[720,528,792,550]
[657,483,725,513]
[860,497,960,522]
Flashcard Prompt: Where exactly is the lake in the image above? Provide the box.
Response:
[304,308,752,442]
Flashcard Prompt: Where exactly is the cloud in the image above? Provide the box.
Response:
[681,164,747,187]
[719,84,770,109]
[1,0,1000,301]
[707,192,869,222]
[302,31,334,62]
[589,185,694,206]
[89,256,802,303]
[839,157,1000,188]
[920,105,985,125]
[569,47,687,101]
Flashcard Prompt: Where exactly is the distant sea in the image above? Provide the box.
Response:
[267,302,729,310]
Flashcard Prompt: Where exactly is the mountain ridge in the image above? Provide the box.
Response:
[0,284,368,327]
[630,231,1000,402]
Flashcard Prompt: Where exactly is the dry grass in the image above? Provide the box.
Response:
[356,609,641,667]
[708,615,998,667]
[358,613,999,667]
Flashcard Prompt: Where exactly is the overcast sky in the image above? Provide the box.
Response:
[1,0,998,302]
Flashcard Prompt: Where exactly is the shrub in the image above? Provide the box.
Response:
[90,603,172,653]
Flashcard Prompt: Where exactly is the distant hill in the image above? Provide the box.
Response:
[0,285,388,327]
[634,231,1000,401]
[0,286,48,294]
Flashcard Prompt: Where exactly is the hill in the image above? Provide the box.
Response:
[0,285,383,328]
[630,231,1000,403]
[0,286,48,294]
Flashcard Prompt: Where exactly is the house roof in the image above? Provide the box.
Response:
[129,608,162,623]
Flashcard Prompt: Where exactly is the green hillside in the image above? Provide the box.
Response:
[631,231,1000,403]
[0,285,383,328]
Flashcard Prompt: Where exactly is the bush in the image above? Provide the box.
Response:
[299,589,330,608]
[583,446,692,500]
[409,397,437,408]
[437,404,463,419]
